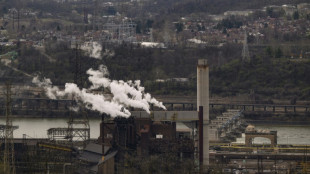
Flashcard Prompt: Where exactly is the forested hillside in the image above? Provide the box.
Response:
[10,42,310,100]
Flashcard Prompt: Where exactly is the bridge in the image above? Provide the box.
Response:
[163,102,310,113]
[0,98,308,117]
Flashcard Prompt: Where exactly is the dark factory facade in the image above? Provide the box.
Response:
[97,116,195,173]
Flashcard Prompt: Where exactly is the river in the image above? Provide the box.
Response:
[234,124,310,145]
[0,118,101,139]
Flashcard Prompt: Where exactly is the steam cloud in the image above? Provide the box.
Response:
[80,42,102,59]
[32,65,166,117]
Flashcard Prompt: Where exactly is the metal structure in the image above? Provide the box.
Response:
[47,43,90,148]
[211,110,247,142]
[47,127,90,142]
[46,108,90,147]
[0,97,309,117]
[103,21,136,44]
[68,43,90,146]
[0,125,18,139]
[3,82,16,174]
[242,31,250,62]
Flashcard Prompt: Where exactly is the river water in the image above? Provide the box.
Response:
[1,118,310,145]
[234,125,310,145]
[0,118,101,139]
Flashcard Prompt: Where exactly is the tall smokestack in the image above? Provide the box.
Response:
[198,106,203,165]
[197,59,209,166]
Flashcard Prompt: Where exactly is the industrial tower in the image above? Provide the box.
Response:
[67,43,90,146]
[242,31,250,62]
[197,59,209,167]
[47,43,90,148]
[3,82,16,174]
[103,21,137,44]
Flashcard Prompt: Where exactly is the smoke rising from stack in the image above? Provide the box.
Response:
[32,77,60,99]
[32,65,166,117]
[80,41,102,59]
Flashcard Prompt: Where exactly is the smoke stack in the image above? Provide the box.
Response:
[198,106,203,165]
[197,59,209,166]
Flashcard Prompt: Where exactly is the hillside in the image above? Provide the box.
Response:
[4,42,310,101]
[145,57,310,101]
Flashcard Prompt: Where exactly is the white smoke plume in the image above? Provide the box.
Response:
[32,65,166,117]
[80,41,102,59]
[32,76,59,99]
[86,66,166,111]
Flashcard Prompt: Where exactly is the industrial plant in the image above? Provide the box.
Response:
[0,0,310,173]
[0,59,307,174]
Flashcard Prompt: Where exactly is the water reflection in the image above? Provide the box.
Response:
[0,118,101,139]
[235,125,310,145]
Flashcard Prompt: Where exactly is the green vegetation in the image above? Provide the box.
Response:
[175,23,184,33]
[293,11,299,20]
[211,57,310,100]
[157,0,309,16]
[145,56,310,100]
[216,18,243,30]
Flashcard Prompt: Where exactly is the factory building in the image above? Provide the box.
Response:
[97,116,194,174]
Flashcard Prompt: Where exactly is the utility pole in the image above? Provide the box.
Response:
[3,82,16,174]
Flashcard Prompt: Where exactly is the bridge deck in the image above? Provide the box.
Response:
[0,98,308,117]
